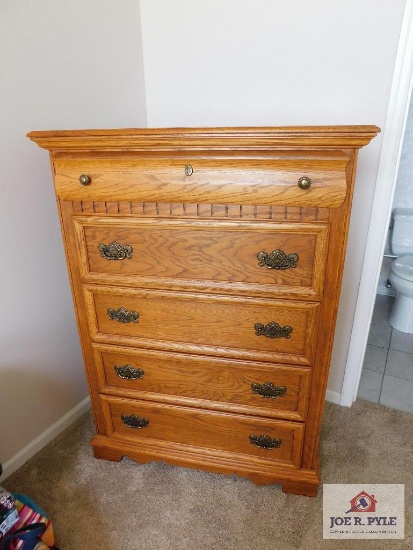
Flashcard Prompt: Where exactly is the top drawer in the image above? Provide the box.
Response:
[52,156,349,208]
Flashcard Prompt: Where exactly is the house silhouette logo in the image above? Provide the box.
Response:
[324,484,404,539]
[346,491,377,513]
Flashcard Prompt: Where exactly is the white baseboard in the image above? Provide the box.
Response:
[1,396,91,482]
[325,389,342,405]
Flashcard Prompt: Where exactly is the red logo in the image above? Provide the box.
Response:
[346,491,377,513]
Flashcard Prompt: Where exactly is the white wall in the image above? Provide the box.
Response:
[393,94,413,209]
[140,0,407,394]
[0,0,147,472]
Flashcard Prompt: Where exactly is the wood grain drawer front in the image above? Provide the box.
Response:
[95,346,311,421]
[53,156,348,208]
[85,286,319,365]
[101,396,304,468]
[75,219,329,300]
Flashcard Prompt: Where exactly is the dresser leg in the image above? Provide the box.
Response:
[281,480,319,497]
[91,435,156,466]
[92,445,123,462]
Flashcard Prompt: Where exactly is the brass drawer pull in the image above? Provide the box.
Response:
[121,414,149,429]
[107,307,139,323]
[251,382,286,399]
[79,174,91,186]
[255,322,292,339]
[249,434,281,450]
[257,250,299,270]
[298,176,311,189]
[185,164,193,176]
[114,364,144,380]
[98,241,133,260]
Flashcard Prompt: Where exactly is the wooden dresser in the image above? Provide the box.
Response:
[29,126,379,496]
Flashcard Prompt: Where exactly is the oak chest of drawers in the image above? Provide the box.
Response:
[29,126,379,496]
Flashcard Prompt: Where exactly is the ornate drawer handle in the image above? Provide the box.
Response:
[114,364,144,380]
[298,176,311,189]
[251,382,287,399]
[185,164,193,176]
[121,414,149,429]
[107,307,139,323]
[249,434,281,450]
[98,241,133,260]
[257,250,299,270]
[254,322,292,339]
[79,174,91,186]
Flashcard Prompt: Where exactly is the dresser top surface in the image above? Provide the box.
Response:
[27,125,380,152]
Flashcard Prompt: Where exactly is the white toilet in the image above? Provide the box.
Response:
[389,208,413,333]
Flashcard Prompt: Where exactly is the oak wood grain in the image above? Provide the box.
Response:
[94,344,311,421]
[101,395,304,468]
[71,200,332,221]
[84,285,319,366]
[29,126,380,496]
[74,217,329,299]
[28,125,380,151]
[52,157,348,207]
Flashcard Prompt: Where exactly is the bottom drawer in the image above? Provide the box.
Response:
[101,396,304,468]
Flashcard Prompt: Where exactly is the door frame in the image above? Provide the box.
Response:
[340,0,413,406]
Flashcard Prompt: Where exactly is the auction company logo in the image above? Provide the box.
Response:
[323,484,404,540]
[346,490,377,513]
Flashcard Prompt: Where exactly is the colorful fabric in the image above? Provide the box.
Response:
[3,499,55,550]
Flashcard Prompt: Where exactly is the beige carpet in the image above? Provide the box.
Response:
[3,400,412,549]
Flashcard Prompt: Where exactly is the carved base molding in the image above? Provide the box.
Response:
[91,434,320,497]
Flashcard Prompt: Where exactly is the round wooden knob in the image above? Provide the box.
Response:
[298,176,311,189]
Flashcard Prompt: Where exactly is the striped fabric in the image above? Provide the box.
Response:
[7,499,55,550]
